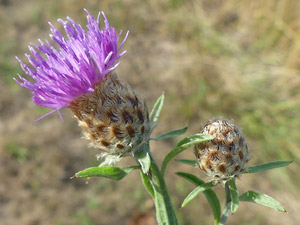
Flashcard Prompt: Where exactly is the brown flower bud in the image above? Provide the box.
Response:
[69,72,151,163]
[194,118,250,183]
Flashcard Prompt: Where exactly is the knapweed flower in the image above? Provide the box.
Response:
[15,10,151,163]
[194,118,250,183]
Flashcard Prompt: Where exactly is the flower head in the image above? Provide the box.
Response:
[15,10,151,163]
[194,118,250,183]
[70,72,151,163]
[14,9,128,118]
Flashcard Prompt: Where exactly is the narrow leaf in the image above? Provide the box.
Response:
[149,94,164,124]
[150,126,188,141]
[140,170,154,197]
[244,161,292,174]
[151,161,179,224]
[181,182,215,208]
[176,172,221,225]
[176,134,214,147]
[135,144,151,174]
[161,134,213,176]
[176,133,213,147]
[239,191,286,212]
[175,159,197,166]
[228,179,239,213]
[74,166,139,181]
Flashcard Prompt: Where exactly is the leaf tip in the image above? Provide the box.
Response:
[70,175,76,180]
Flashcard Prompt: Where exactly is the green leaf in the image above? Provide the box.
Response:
[176,133,213,147]
[161,134,213,176]
[181,182,215,208]
[149,94,164,124]
[151,161,179,224]
[135,144,151,174]
[150,126,188,141]
[140,170,154,197]
[74,166,139,181]
[244,161,292,174]
[228,179,239,213]
[175,159,197,166]
[176,172,221,225]
[239,191,286,212]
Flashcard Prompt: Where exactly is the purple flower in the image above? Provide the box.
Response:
[14,9,128,120]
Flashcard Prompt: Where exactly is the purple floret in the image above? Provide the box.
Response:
[15,9,128,120]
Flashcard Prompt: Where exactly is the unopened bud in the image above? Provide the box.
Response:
[194,118,250,183]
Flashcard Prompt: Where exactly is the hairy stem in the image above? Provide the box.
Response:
[142,154,178,225]
[219,182,232,225]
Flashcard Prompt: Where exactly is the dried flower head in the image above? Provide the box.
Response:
[14,9,128,119]
[14,10,151,162]
[194,118,250,183]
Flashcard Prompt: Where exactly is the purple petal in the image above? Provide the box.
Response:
[15,9,128,120]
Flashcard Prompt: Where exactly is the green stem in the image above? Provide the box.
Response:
[219,182,231,225]
[144,154,178,225]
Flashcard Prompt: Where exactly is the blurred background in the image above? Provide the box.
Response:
[1,0,300,224]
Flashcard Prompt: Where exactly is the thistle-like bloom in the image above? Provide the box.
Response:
[15,10,151,162]
[14,9,128,119]
[194,118,250,183]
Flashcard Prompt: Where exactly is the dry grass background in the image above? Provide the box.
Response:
[1,0,300,224]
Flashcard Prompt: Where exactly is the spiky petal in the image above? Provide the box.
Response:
[14,9,128,114]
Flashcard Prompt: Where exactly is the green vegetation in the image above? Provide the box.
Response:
[5,142,31,162]
[1,0,299,225]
